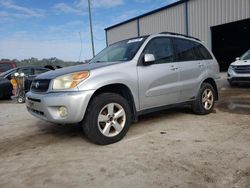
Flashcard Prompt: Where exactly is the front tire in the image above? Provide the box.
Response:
[192,83,216,115]
[82,93,132,145]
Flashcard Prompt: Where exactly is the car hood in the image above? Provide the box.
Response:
[231,60,250,66]
[36,61,123,80]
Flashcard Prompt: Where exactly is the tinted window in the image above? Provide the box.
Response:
[198,44,213,60]
[143,37,174,64]
[0,63,12,72]
[18,68,32,76]
[173,38,212,61]
[34,68,48,75]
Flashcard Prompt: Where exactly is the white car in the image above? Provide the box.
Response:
[228,50,250,86]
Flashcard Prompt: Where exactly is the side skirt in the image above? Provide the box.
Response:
[135,101,194,118]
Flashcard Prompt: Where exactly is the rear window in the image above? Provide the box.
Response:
[0,63,13,72]
[173,38,212,62]
[198,44,213,60]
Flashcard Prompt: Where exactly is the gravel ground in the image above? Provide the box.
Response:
[0,83,250,188]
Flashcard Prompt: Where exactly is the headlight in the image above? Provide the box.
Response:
[52,71,89,90]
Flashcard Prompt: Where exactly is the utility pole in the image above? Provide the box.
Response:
[88,0,95,57]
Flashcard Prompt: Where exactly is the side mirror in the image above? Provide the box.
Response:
[143,54,155,65]
[236,57,240,61]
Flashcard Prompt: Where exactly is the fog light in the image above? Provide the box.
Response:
[58,107,68,117]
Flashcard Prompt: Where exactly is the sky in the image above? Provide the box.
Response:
[0,0,178,61]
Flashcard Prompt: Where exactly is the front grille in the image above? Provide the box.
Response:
[31,79,51,92]
[233,65,250,74]
[231,77,250,82]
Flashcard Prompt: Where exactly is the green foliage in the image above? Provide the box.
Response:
[1,57,82,68]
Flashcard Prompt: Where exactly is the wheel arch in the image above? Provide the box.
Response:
[87,83,138,122]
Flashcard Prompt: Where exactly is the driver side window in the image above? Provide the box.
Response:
[143,37,174,64]
[18,68,32,76]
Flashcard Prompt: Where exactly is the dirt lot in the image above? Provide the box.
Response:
[0,82,250,188]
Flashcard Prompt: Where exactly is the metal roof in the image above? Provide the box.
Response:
[105,0,188,30]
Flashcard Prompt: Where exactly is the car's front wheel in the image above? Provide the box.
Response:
[192,83,216,115]
[82,93,131,145]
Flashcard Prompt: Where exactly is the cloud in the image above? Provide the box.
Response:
[48,21,85,32]
[76,0,123,8]
[47,20,90,42]
[114,10,143,23]
[0,21,103,61]
[54,0,124,15]
[0,36,93,61]
[0,10,38,22]
[0,0,45,18]
[53,3,85,15]
[135,0,152,2]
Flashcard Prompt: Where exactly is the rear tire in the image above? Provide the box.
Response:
[192,83,215,115]
[82,93,132,145]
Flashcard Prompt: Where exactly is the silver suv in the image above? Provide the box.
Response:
[26,32,220,145]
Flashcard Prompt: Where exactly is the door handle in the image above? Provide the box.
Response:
[170,65,178,71]
[170,67,178,71]
[198,63,205,68]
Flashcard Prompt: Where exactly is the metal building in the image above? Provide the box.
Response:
[105,0,250,70]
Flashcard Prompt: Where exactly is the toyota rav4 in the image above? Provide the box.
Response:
[26,32,221,145]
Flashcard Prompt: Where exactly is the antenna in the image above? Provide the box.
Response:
[88,0,95,57]
[78,32,83,62]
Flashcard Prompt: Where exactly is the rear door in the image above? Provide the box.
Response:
[173,38,207,102]
[137,37,180,110]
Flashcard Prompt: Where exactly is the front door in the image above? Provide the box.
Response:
[137,37,180,110]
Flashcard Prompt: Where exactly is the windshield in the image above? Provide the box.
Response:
[240,50,250,60]
[90,37,146,63]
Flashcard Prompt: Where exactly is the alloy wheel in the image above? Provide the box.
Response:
[202,88,214,110]
[97,103,126,137]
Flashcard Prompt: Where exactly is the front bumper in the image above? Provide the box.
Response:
[26,90,95,124]
[228,69,250,83]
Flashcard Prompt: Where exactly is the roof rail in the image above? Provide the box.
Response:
[159,32,200,41]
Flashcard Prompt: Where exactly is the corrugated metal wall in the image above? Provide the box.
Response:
[139,4,185,35]
[106,20,138,45]
[188,0,250,48]
[106,0,250,46]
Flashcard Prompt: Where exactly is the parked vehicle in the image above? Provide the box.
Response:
[228,49,250,86]
[26,32,220,145]
[0,66,50,99]
[10,72,27,103]
[0,61,16,73]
